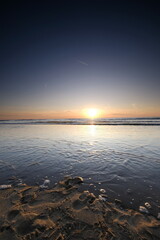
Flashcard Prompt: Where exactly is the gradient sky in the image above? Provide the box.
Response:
[0,0,160,119]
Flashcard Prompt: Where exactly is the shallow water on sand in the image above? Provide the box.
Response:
[0,124,160,214]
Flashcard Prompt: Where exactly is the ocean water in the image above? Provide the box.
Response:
[0,118,160,214]
[1,117,160,125]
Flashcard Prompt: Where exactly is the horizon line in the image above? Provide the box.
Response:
[1,116,160,121]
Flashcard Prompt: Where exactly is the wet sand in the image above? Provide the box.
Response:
[0,177,160,240]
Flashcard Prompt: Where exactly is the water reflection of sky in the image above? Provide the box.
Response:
[0,124,160,213]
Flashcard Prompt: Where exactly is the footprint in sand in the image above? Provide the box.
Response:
[16,218,35,235]
[118,213,146,227]
[72,192,95,210]
[20,187,37,204]
[7,209,20,220]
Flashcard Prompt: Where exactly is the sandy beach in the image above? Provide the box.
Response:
[0,176,160,240]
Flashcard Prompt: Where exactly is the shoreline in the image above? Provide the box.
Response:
[0,176,160,240]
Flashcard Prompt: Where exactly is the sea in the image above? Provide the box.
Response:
[0,118,160,215]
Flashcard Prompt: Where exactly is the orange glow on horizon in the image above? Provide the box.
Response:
[0,106,160,120]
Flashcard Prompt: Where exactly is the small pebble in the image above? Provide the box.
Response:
[0,185,12,190]
[100,188,106,193]
[40,185,48,189]
[44,179,50,184]
[139,206,149,214]
[145,202,151,209]
[99,194,108,201]
[40,179,51,189]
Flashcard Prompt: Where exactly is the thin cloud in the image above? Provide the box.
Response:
[78,60,88,66]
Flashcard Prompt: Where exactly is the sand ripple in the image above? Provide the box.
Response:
[0,177,160,240]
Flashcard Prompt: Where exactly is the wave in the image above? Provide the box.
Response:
[1,118,160,125]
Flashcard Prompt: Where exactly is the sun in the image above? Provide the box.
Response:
[82,107,102,119]
[87,108,98,118]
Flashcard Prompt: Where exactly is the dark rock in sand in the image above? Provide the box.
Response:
[59,176,84,189]
[115,199,122,205]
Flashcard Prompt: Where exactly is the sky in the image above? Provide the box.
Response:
[0,0,160,119]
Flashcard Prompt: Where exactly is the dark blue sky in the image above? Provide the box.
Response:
[0,0,160,119]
